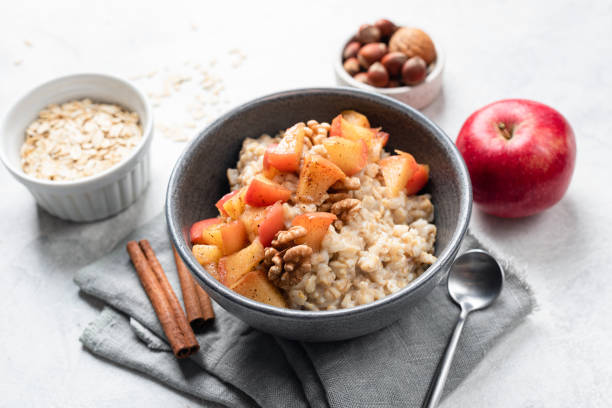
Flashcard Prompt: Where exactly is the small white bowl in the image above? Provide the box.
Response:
[0,73,153,222]
[334,31,445,110]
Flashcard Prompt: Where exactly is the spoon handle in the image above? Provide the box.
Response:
[422,309,469,408]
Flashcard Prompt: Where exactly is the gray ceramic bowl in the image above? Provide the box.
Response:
[167,87,471,342]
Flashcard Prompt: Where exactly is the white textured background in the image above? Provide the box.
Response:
[1,0,611,406]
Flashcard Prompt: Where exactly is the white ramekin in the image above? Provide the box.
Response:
[334,30,445,110]
[0,73,153,222]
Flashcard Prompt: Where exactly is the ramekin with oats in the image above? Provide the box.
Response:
[1,73,153,222]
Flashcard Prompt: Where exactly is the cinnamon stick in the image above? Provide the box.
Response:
[172,245,215,331]
[126,240,199,358]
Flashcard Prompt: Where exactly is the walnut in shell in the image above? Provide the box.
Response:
[389,27,437,65]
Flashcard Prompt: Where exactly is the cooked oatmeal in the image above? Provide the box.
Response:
[223,117,436,311]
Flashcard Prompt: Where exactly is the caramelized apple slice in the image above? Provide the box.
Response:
[291,212,337,251]
[265,123,306,172]
[258,201,286,247]
[222,187,247,219]
[396,151,430,195]
[297,154,346,203]
[379,154,418,197]
[192,244,223,265]
[230,269,287,308]
[323,137,367,176]
[330,114,376,145]
[239,206,267,242]
[190,217,222,244]
[262,144,281,179]
[245,176,292,207]
[215,190,239,216]
[341,110,371,128]
[199,224,225,249]
[220,220,249,255]
[217,239,265,287]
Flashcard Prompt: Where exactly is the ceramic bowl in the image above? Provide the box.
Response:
[0,73,153,222]
[334,31,444,110]
[167,87,471,341]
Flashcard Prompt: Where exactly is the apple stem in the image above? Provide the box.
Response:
[497,122,513,140]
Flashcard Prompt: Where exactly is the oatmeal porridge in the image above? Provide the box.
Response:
[190,110,436,310]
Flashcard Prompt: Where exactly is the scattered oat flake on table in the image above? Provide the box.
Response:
[20,99,142,181]
[127,53,240,142]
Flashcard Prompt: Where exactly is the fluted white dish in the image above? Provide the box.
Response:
[0,73,153,222]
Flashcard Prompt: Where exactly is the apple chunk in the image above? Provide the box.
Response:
[217,239,265,287]
[341,110,370,128]
[245,176,292,207]
[265,123,306,172]
[297,154,346,203]
[220,220,249,255]
[258,201,286,247]
[192,244,222,265]
[215,190,239,216]
[193,244,223,281]
[262,144,281,179]
[379,154,418,197]
[230,269,287,308]
[396,151,430,195]
[222,187,247,219]
[291,212,337,251]
[330,114,376,145]
[239,206,267,242]
[190,217,222,245]
[323,137,367,176]
[406,164,429,195]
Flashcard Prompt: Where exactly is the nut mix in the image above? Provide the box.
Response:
[20,99,143,181]
[342,19,437,88]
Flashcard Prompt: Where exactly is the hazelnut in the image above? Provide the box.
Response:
[357,42,387,69]
[381,52,408,77]
[401,56,427,85]
[343,41,361,60]
[389,27,437,64]
[374,19,396,37]
[343,57,361,76]
[356,24,381,44]
[367,62,389,87]
[353,72,370,84]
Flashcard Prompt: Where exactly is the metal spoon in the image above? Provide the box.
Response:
[422,249,504,408]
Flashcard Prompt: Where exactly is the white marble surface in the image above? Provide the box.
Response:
[1,0,611,406]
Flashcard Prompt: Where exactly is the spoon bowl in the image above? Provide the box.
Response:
[448,249,504,312]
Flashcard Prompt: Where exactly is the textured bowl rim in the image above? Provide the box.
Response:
[334,30,445,95]
[167,87,471,320]
[0,72,153,189]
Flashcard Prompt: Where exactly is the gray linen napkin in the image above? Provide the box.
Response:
[75,214,534,407]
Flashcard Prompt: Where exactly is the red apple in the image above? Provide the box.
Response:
[456,99,576,218]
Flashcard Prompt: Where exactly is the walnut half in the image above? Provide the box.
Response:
[265,244,312,290]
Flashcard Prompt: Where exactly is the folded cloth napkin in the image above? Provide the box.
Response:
[74,214,534,408]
